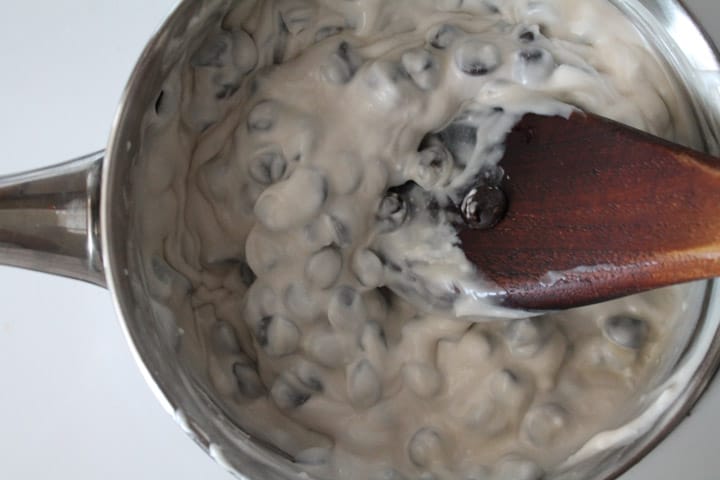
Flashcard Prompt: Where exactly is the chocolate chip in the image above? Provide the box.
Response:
[256,316,272,347]
[280,5,314,35]
[483,1,500,13]
[247,100,278,132]
[437,123,478,166]
[256,315,300,357]
[300,375,324,393]
[461,185,508,229]
[455,39,501,76]
[519,49,545,62]
[239,261,257,286]
[347,360,382,409]
[271,377,311,409]
[315,25,344,42]
[191,34,231,68]
[376,192,409,233]
[338,285,357,307]
[603,315,648,349]
[233,363,265,398]
[215,83,239,99]
[412,144,453,189]
[504,317,551,357]
[428,24,462,49]
[330,215,353,247]
[401,48,439,90]
[154,90,165,115]
[513,48,555,85]
[249,149,287,185]
[323,41,363,84]
[273,14,289,64]
[407,428,445,468]
[519,30,535,42]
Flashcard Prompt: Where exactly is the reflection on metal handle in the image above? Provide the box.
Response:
[0,151,105,287]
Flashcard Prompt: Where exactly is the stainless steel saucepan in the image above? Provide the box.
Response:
[3,1,720,478]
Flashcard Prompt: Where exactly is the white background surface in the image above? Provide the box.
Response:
[0,1,719,479]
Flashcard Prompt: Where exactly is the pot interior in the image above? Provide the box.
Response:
[102,1,720,479]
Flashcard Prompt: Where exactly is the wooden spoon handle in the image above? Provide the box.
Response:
[458,113,720,310]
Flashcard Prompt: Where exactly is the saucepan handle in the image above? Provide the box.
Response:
[0,151,106,287]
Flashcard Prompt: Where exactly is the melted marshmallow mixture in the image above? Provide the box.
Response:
[137,0,704,478]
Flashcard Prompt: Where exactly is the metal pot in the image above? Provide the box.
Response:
[2,1,720,479]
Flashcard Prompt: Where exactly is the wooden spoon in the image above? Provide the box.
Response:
[458,112,720,311]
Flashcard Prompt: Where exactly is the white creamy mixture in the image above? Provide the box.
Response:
[136,0,704,479]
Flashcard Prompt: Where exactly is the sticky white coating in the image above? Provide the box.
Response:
[135,0,705,479]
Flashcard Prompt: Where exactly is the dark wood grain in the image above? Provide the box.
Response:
[458,113,720,310]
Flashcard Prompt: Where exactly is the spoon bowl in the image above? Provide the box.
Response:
[459,113,720,310]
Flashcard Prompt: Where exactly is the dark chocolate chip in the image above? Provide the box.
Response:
[249,149,287,184]
[604,315,648,349]
[376,192,409,233]
[325,41,362,84]
[272,379,312,409]
[239,261,257,286]
[519,30,535,42]
[361,321,388,351]
[337,285,358,307]
[256,316,272,347]
[300,375,324,393]
[330,215,353,247]
[438,123,478,166]
[483,1,501,13]
[154,90,165,115]
[429,24,461,50]
[289,390,311,407]
[191,34,231,68]
[461,185,508,230]
[273,14,289,64]
[247,101,277,132]
[455,39,501,76]
[233,363,265,398]
[315,25,344,42]
[519,49,545,63]
[215,83,239,99]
